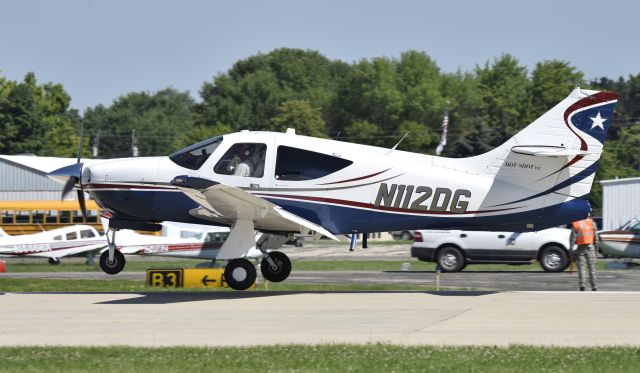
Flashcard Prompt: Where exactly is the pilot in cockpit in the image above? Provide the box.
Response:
[233,145,254,177]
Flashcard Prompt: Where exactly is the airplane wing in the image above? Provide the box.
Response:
[171,176,338,240]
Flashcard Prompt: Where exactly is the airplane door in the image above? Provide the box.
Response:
[271,140,337,231]
[206,135,276,191]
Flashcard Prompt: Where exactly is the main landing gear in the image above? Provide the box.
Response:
[221,232,293,291]
[260,251,291,283]
[99,228,126,275]
[223,251,292,291]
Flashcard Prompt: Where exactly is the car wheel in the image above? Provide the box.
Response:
[400,231,412,241]
[436,246,465,272]
[539,245,568,272]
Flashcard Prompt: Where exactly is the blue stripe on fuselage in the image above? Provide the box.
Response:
[264,196,589,233]
[92,189,589,233]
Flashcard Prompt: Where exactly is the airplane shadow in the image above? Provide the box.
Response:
[93,290,497,304]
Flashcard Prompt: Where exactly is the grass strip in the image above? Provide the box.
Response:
[1,345,639,372]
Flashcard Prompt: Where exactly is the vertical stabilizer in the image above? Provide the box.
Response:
[472,87,618,226]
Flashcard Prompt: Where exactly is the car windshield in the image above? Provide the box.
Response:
[169,137,223,170]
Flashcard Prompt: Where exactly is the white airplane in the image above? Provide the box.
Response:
[0,225,105,264]
[598,215,640,258]
[49,87,618,290]
[109,221,257,260]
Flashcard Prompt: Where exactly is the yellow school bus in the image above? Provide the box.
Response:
[0,200,102,235]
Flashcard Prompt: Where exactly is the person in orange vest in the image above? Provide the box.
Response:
[571,213,598,291]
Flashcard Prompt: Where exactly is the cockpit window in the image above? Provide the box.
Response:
[621,219,638,231]
[80,229,95,238]
[275,146,353,181]
[169,136,223,170]
[214,143,267,178]
[628,221,640,233]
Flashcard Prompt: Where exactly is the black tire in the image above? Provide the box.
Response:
[539,245,569,272]
[224,258,257,290]
[99,250,126,275]
[436,246,465,272]
[48,257,60,265]
[400,231,413,241]
[260,251,292,282]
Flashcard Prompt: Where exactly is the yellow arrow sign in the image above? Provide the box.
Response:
[183,268,227,288]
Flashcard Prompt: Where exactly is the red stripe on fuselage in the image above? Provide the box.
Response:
[256,193,520,215]
[318,168,391,185]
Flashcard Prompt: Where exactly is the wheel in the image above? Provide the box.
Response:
[48,257,60,265]
[224,258,257,290]
[436,246,465,272]
[260,251,292,282]
[539,245,569,272]
[99,250,126,275]
[400,231,413,241]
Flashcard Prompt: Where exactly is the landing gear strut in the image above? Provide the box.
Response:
[48,257,60,265]
[99,228,125,275]
[260,251,291,282]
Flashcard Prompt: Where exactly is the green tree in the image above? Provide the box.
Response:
[341,120,382,146]
[337,57,403,140]
[0,72,78,156]
[526,60,584,122]
[475,54,529,145]
[84,88,195,157]
[196,48,342,132]
[270,100,327,137]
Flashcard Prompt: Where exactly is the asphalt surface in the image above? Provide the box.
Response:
[3,268,640,291]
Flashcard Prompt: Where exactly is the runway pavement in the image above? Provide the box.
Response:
[1,291,640,346]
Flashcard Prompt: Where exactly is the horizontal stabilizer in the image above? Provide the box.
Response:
[511,146,595,157]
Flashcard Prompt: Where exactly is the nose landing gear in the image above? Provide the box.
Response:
[99,228,126,275]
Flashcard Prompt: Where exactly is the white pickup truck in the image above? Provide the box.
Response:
[410,228,572,272]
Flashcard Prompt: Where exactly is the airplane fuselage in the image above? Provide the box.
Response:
[83,130,590,234]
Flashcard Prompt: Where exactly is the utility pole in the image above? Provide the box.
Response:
[92,130,101,158]
[131,129,139,157]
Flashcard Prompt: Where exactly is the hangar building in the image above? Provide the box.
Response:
[600,176,640,230]
[0,155,78,201]
[0,155,101,235]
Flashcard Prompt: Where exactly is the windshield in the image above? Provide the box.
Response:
[169,136,223,170]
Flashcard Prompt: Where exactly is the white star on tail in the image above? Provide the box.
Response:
[590,111,606,130]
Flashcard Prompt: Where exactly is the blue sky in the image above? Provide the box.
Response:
[1,0,637,111]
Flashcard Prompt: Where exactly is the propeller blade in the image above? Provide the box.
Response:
[48,162,83,185]
[77,189,87,220]
[62,177,77,199]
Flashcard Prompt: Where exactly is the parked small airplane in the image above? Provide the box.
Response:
[109,221,260,260]
[0,225,104,264]
[50,87,618,289]
[598,215,640,258]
